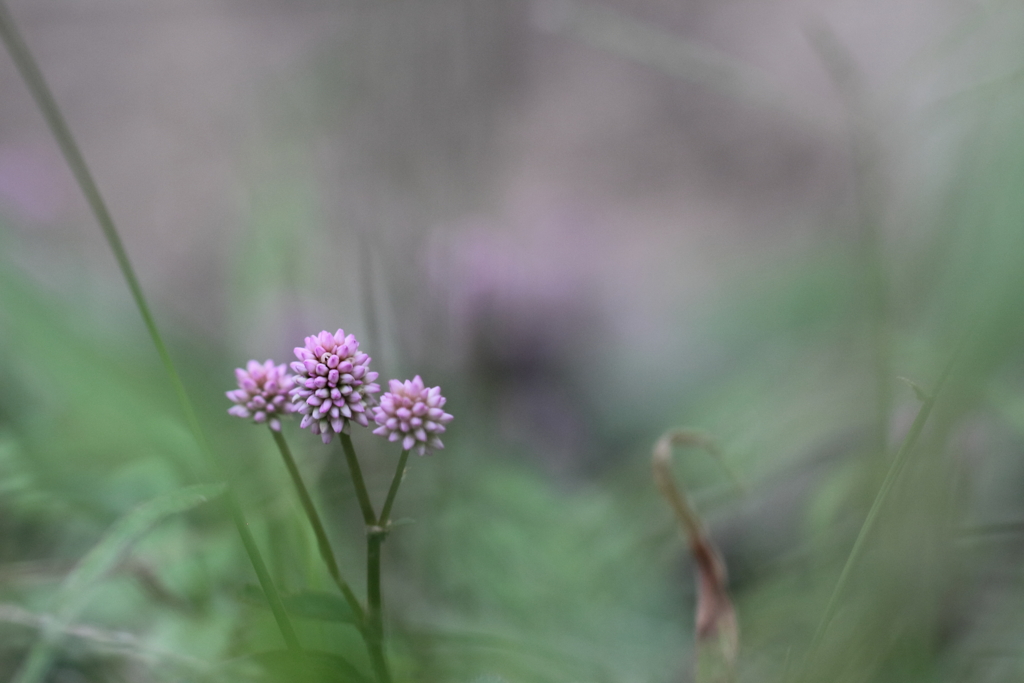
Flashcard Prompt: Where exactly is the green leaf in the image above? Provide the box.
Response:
[239,586,360,625]
[12,483,227,683]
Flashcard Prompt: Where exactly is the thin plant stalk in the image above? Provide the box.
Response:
[340,433,378,525]
[0,0,299,651]
[338,432,391,683]
[364,448,411,683]
[379,449,410,525]
[805,24,891,458]
[357,230,384,376]
[366,531,389,683]
[800,337,967,678]
[270,429,365,625]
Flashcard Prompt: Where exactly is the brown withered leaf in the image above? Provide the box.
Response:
[653,430,738,683]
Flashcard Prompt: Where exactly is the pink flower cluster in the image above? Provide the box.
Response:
[225,360,295,431]
[372,376,454,456]
[227,330,452,452]
[288,329,381,444]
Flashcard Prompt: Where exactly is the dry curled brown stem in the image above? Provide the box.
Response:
[653,429,738,683]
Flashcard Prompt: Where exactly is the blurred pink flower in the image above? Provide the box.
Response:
[372,376,453,456]
[226,360,295,431]
[290,329,380,444]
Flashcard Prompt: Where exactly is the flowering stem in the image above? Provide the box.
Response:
[270,429,365,625]
[336,433,391,682]
[379,449,410,526]
[363,448,411,683]
[0,1,301,651]
[366,530,390,683]
[340,433,377,526]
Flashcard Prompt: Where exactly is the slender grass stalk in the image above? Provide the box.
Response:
[357,231,384,377]
[270,429,366,625]
[805,23,892,458]
[379,449,410,525]
[800,338,967,677]
[225,497,300,650]
[853,131,893,460]
[0,0,300,651]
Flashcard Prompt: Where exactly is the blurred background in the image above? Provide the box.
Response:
[3,0,1024,680]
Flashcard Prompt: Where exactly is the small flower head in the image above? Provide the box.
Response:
[290,329,380,444]
[226,360,295,431]
[372,376,453,456]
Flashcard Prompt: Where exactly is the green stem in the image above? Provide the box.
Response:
[379,450,410,525]
[340,432,377,526]
[338,433,391,683]
[0,0,299,651]
[270,429,366,625]
[366,531,391,683]
[364,448,410,683]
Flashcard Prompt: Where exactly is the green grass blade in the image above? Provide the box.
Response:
[0,0,299,651]
[800,336,968,677]
[12,483,226,683]
[239,586,360,625]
